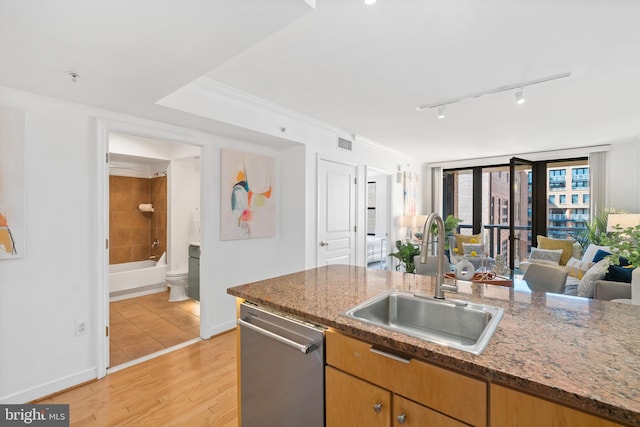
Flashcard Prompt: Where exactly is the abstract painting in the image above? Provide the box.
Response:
[403,172,417,216]
[220,149,275,240]
[0,106,25,259]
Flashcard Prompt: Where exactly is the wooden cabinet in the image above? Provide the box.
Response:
[393,395,468,427]
[326,330,487,427]
[326,366,391,427]
[326,367,468,427]
[490,384,624,427]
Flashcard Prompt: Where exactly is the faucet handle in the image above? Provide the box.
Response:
[441,284,459,293]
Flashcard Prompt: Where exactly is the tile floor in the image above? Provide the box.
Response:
[109,291,200,367]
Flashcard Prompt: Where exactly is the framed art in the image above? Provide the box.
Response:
[0,106,25,259]
[220,149,275,240]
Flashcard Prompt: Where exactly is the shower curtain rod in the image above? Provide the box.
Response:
[109,165,167,175]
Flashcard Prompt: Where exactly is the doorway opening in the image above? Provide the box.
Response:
[107,131,202,368]
[365,167,392,270]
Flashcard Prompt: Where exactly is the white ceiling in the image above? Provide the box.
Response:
[2,0,640,162]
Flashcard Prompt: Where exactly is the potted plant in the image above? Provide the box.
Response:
[389,240,421,273]
[600,221,640,304]
[600,224,640,268]
[575,207,629,250]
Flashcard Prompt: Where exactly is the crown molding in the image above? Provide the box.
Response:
[192,77,412,160]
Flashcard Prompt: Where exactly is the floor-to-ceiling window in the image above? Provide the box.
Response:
[443,158,590,267]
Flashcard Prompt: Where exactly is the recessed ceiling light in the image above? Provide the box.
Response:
[364,0,376,5]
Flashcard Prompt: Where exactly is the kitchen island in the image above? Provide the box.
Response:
[227,264,640,426]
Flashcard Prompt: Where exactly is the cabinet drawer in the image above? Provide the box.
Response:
[326,366,391,427]
[326,330,486,427]
[394,395,469,427]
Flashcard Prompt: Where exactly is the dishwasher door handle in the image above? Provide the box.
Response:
[238,318,315,354]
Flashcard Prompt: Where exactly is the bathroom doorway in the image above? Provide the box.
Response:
[106,132,202,368]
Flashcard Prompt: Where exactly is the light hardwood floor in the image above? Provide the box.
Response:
[37,330,238,426]
[110,291,200,366]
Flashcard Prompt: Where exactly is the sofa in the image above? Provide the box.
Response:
[520,239,635,300]
[593,280,631,301]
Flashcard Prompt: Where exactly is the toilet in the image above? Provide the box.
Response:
[166,269,189,302]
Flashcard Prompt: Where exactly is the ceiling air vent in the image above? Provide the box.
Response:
[337,137,353,151]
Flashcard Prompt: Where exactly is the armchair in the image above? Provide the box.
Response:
[448,235,495,271]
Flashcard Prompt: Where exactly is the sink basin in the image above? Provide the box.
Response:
[343,290,503,354]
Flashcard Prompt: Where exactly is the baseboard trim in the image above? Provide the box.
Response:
[0,368,97,404]
[205,320,236,338]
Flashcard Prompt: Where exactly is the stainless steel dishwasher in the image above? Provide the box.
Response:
[238,302,325,427]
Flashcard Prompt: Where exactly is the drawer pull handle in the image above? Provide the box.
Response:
[370,347,410,364]
[373,403,383,413]
[397,413,406,424]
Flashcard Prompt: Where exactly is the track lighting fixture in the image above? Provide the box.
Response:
[414,72,571,116]
[515,88,525,105]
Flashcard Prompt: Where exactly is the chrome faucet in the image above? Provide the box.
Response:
[419,213,458,299]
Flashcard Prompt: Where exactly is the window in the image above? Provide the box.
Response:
[571,167,590,190]
[442,158,589,266]
[549,169,566,190]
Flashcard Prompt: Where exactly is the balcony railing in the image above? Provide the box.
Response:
[548,214,567,220]
[570,214,589,221]
[571,174,590,182]
[456,223,585,258]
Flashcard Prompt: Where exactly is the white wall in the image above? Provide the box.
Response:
[160,79,423,267]
[0,86,307,403]
[0,81,419,402]
[0,88,98,402]
[169,156,201,272]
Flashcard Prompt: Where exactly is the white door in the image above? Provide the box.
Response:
[318,159,357,265]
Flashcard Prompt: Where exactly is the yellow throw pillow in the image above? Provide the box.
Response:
[455,233,482,255]
[537,235,575,266]
[565,257,594,279]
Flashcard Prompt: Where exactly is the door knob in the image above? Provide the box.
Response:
[372,403,383,413]
[320,241,329,247]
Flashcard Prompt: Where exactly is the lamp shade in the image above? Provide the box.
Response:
[401,216,417,228]
[606,214,640,232]
[414,215,429,231]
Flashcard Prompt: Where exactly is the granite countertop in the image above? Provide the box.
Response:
[227,264,640,426]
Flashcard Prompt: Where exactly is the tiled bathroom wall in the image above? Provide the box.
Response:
[109,175,167,264]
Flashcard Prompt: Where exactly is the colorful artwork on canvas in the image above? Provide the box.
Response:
[220,149,275,240]
[0,106,25,259]
[403,172,417,216]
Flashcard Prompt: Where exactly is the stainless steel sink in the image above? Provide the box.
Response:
[343,290,503,354]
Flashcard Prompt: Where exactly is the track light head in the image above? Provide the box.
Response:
[437,105,446,119]
[515,88,526,105]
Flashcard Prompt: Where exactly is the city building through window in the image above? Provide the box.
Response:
[443,159,590,267]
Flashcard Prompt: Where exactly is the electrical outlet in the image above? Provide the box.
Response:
[75,320,88,337]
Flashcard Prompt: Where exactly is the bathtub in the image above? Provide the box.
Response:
[109,252,167,300]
